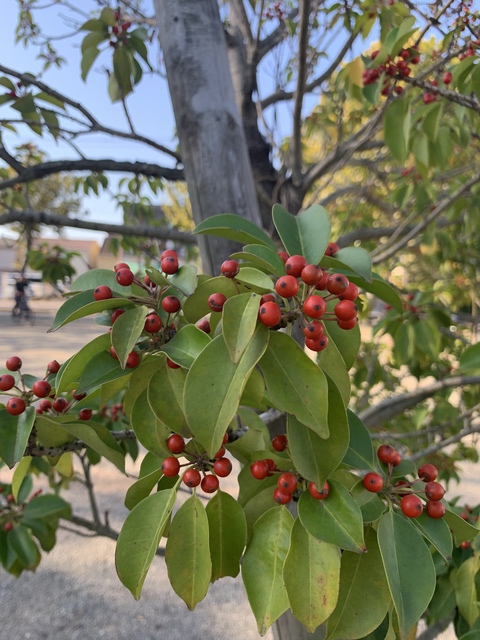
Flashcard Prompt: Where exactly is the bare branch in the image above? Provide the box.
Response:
[291,0,311,184]
[407,421,480,462]
[402,73,480,114]
[257,8,299,61]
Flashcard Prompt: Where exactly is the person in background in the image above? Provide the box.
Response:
[13,275,31,315]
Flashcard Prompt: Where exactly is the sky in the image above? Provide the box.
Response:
[1,1,177,244]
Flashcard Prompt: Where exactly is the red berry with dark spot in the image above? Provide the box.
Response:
[162,296,181,313]
[418,464,438,482]
[114,262,129,272]
[285,255,308,277]
[201,474,219,493]
[275,275,299,298]
[161,249,178,261]
[167,433,185,454]
[197,318,211,333]
[334,300,357,322]
[272,434,288,451]
[301,264,322,285]
[183,468,201,487]
[391,451,402,467]
[47,360,61,374]
[303,320,324,340]
[110,309,125,324]
[208,292,227,312]
[309,481,330,500]
[39,399,52,412]
[78,408,93,421]
[52,397,69,413]
[363,472,384,493]
[303,295,327,319]
[115,268,135,287]
[161,257,179,275]
[6,356,22,371]
[6,397,26,416]
[377,444,399,464]
[94,286,113,301]
[144,314,163,333]
[426,500,445,518]
[221,260,240,278]
[277,472,297,494]
[401,494,423,518]
[260,293,276,304]
[0,374,15,391]
[213,457,232,477]
[273,488,292,504]
[250,460,269,479]
[162,456,180,477]
[339,282,359,301]
[327,274,349,295]
[32,380,51,398]
[258,301,282,327]
[305,335,329,351]
[126,351,140,368]
[425,481,445,501]
[324,242,339,256]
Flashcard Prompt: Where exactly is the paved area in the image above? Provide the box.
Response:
[0,297,476,639]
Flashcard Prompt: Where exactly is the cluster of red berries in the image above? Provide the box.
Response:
[206,243,359,353]
[362,445,447,520]
[363,47,421,96]
[264,1,284,20]
[249,433,330,505]
[161,432,232,494]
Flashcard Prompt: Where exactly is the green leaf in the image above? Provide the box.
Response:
[116,487,178,599]
[351,481,387,523]
[81,31,108,54]
[231,244,286,276]
[12,456,31,501]
[242,506,294,635]
[111,305,148,368]
[49,289,130,332]
[206,490,247,581]
[184,326,269,457]
[57,333,111,394]
[444,508,480,545]
[222,293,261,363]
[422,102,443,142]
[113,45,134,96]
[411,510,452,562]
[259,331,329,437]
[234,267,274,293]
[323,315,361,370]
[349,273,403,313]
[237,464,279,508]
[159,325,210,369]
[343,410,376,470]
[60,421,125,472]
[182,276,252,324]
[298,480,366,553]
[81,46,101,81]
[459,343,480,373]
[123,357,163,420]
[9,525,40,569]
[453,556,480,628]
[284,519,340,633]
[226,427,269,466]
[326,527,390,640]
[131,389,170,456]
[0,407,36,468]
[147,362,190,437]
[317,327,351,404]
[165,495,212,610]
[287,375,349,489]
[168,264,198,297]
[76,350,132,394]
[377,511,436,638]
[80,18,109,32]
[124,466,164,510]
[193,214,277,251]
[384,98,411,163]
[272,204,331,264]
[321,247,372,282]
[23,494,71,520]
[71,269,138,295]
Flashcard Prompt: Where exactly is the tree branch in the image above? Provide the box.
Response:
[407,421,480,462]
[291,0,311,184]
[229,0,253,46]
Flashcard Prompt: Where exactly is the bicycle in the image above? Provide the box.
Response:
[11,296,35,325]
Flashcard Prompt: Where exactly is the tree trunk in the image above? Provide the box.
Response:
[154,0,263,274]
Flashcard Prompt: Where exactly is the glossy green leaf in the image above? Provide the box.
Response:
[343,410,376,470]
[272,204,331,264]
[148,363,189,436]
[323,312,361,370]
[165,494,212,610]
[444,508,480,545]
[182,276,251,324]
[317,329,350,404]
[351,481,386,523]
[60,421,125,472]
[223,293,261,363]
[237,464,279,508]
[206,490,247,581]
[124,466,164,510]
[184,326,269,457]
[9,525,40,569]
[322,247,372,282]
[56,333,111,394]
[76,350,132,394]
[287,376,348,489]
[350,273,403,313]
[422,102,443,142]
[49,289,130,331]
[459,343,480,373]
[384,98,411,163]
[284,519,340,633]
[168,264,198,297]
[377,511,436,638]
[160,324,211,368]
[326,527,390,640]
[239,367,267,409]
[123,357,163,420]
[116,487,178,599]
[411,510,452,562]
[35,415,75,449]
[244,487,280,537]
[242,506,294,635]
[23,494,71,520]
[260,331,329,437]
[428,574,456,623]
[12,456,31,501]
[226,428,269,466]
[71,269,138,295]
[0,407,36,468]
[453,556,480,628]
[231,244,286,276]
[111,306,148,368]
[298,480,366,553]
[235,267,274,293]
[131,389,170,456]
[193,213,277,250]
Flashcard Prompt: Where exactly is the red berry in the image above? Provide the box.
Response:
[114,262,129,272]
[208,293,227,312]
[161,249,178,260]
[426,500,445,519]
[271,434,288,452]
[52,397,69,413]
[213,457,232,477]
[418,464,438,483]
[223,432,229,444]
[285,255,308,277]
[162,456,180,477]
[273,488,292,504]
[94,286,113,301]
[250,460,269,480]
[442,71,452,85]
[6,397,26,416]
[302,320,324,340]
[260,293,276,304]
[363,472,384,493]
[109,346,118,359]
[161,257,179,275]
[39,399,52,412]
[277,472,297,494]
[461,541,470,549]
[166,358,181,369]
[339,282,359,301]
[401,494,423,518]
[110,308,125,324]
[78,408,93,421]
[425,481,445,501]
[377,444,399,465]
[221,260,240,278]
[3,522,14,532]
[183,468,201,487]
[303,295,327,319]
[305,336,329,351]
[126,351,140,368]
[201,474,219,493]
[6,356,22,371]
[334,300,357,322]
[144,314,163,333]
[275,275,299,298]
[337,318,358,330]
[301,264,322,286]
[32,380,51,398]
[197,319,211,333]
[6,494,15,503]
[324,242,339,256]
[391,451,402,467]
[144,275,153,286]
[327,274,349,295]
[278,251,289,263]
[47,360,61,374]
[309,481,330,500]
[0,374,15,391]
[167,433,185,454]
[316,271,330,291]
[115,268,135,287]
[213,446,226,459]
[258,301,282,327]
[161,296,181,314]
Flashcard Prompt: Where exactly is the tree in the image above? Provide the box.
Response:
[1,1,480,638]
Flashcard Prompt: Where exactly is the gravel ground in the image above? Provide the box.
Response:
[0,299,476,639]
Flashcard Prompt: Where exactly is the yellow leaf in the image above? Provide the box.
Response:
[348,58,364,87]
